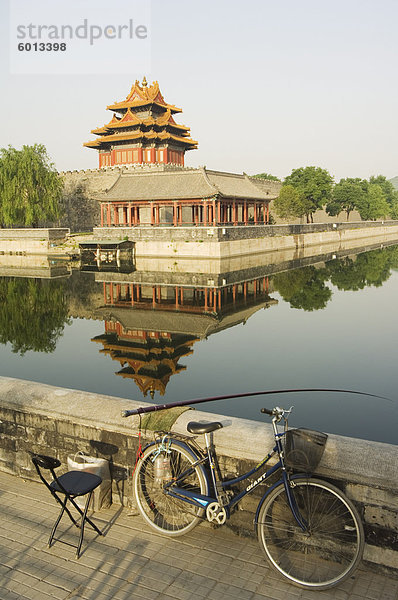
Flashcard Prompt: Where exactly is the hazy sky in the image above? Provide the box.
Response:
[1,0,397,181]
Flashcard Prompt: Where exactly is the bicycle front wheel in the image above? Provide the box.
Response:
[257,478,364,590]
[133,440,209,537]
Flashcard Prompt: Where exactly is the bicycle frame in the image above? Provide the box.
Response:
[162,420,307,531]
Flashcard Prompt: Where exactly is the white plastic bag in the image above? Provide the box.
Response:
[67,452,111,510]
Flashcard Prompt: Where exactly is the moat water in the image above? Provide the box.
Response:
[0,243,397,445]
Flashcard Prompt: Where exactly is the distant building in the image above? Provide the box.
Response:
[84,78,197,168]
[98,166,279,227]
[83,78,280,229]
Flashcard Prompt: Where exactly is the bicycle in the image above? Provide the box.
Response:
[126,405,364,590]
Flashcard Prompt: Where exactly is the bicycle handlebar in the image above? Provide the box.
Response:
[261,406,294,421]
[260,408,274,416]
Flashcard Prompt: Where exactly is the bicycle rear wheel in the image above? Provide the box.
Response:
[257,478,364,590]
[133,440,208,536]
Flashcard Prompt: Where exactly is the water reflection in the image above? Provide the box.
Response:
[274,245,398,311]
[0,243,397,443]
[0,277,70,355]
[273,266,331,311]
[92,277,277,397]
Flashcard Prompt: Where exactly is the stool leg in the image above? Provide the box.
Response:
[75,491,104,558]
[49,495,68,548]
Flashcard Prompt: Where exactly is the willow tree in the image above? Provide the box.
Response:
[0,144,62,227]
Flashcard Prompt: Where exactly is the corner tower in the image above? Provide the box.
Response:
[84,78,198,168]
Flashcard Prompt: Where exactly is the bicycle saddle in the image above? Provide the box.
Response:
[187,421,223,434]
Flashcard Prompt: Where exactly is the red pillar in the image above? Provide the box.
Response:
[203,202,207,226]
[233,202,237,226]
[138,148,143,164]
[107,204,111,226]
[217,201,221,225]
[173,202,178,227]
[150,203,154,226]
[267,203,269,224]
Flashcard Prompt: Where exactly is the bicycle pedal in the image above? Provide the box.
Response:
[206,502,227,525]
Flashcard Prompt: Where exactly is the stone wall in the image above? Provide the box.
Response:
[93,222,398,258]
[59,169,120,232]
[0,228,69,255]
[0,376,396,575]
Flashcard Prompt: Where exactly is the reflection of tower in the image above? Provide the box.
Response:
[93,275,277,398]
[92,321,198,397]
[102,277,272,315]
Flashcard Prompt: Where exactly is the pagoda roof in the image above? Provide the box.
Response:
[106,79,182,114]
[90,108,189,136]
[100,168,278,202]
[83,130,197,149]
[94,302,273,339]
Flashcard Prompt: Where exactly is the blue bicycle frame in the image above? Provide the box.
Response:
[163,430,308,531]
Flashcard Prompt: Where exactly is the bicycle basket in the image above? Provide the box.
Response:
[284,428,328,472]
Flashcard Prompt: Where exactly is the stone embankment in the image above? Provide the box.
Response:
[0,376,396,575]
[0,228,70,255]
[1,222,398,258]
[95,221,398,259]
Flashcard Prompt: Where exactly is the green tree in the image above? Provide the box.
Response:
[369,175,398,206]
[356,183,390,221]
[369,175,398,220]
[389,199,398,219]
[284,166,334,223]
[0,277,70,354]
[326,178,367,221]
[273,185,308,220]
[252,173,281,181]
[0,144,62,227]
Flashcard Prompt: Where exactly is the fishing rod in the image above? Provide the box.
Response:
[121,388,390,418]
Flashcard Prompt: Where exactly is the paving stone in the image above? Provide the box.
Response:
[0,471,397,600]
